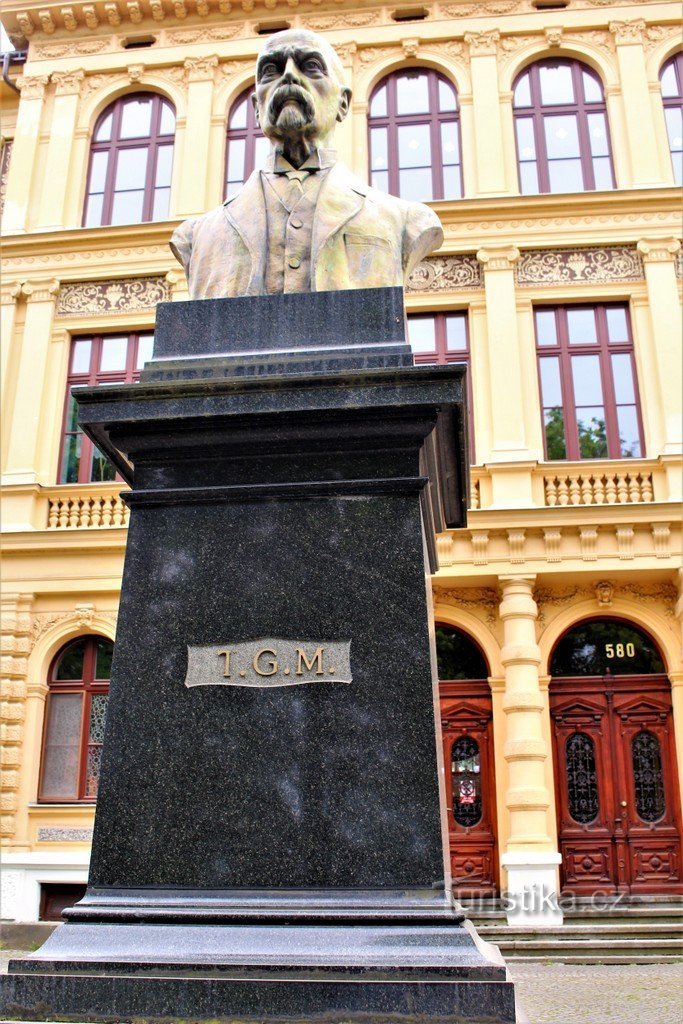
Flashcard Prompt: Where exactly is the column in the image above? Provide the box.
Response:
[637,238,683,460]
[609,20,665,186]
[2,75,49,233]
[499,576,562,925]
[3,280,60,486]
[0,593,33,851]
[464,32,507,195]
[36,71,84,230]
[175,57,218,217]
[673,569,683,801]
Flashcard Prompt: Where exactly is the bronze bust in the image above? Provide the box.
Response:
[171,29,444,298]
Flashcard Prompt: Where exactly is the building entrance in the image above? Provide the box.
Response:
[549,619,683,896]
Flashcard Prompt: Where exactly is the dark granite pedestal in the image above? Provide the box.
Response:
[1,288,516,1023]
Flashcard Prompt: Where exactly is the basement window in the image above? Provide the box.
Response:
[531,0,570,8]
[256,21,291,35]
[122,36,157,49]
[392,6,428,21]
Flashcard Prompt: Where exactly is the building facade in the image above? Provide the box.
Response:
[1,0,681,926]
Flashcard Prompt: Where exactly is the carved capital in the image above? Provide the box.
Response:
[82,4,99,28]
[637,237,682,264]
[127,1,143,24]
[465,31,500,57]
[51,69,85,96]
[16,12,35,36]
[0,281,22,305]
[333,42,357,66]
[60,6,77,30]
[17,75,49,100]
[38,9,56,34]
[609,19,646,46]
[21,280,60,304]
[184,55,219,83]
[477,246,520,271]
[105,2,122,25]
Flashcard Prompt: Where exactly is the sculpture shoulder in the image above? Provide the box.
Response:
[349,179,444,273]
[170,206,229,267]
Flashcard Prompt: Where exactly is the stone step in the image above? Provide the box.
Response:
[477,922,683,936]
[509,953,683,964]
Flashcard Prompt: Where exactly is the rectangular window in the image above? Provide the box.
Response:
[59,332,154,484]
[535,304,643,461]
[407,311,475,461]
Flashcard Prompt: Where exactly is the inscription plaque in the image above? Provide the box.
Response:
[184,639,352,688]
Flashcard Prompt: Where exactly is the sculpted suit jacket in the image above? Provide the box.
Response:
[170,161,444,299]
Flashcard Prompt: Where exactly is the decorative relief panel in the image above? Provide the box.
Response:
[407,255,483,292]
[57,277,170,317]
[433,587,499,625]
[516,247,644,286]
[38,827,93,842]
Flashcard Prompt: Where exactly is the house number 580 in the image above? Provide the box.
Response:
[605,642,636,658]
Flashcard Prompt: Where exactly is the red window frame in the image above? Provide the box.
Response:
[660,53,683,186]
[39,636,112,804]
[59,332,153,484]
[224,85,269,199]
[535,303,645,462]
[368,68,463,201]
[83,92,175,227]
[407,311,475,461]
[513,59,615,195]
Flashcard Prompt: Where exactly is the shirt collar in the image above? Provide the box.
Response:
[265,148,338,174]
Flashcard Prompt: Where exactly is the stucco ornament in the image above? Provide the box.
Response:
[171,29,443,299]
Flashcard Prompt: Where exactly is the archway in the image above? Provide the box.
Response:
[549,618,683,896]
[436,625,498,896]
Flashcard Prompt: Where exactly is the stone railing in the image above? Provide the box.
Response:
[541,469,654,507]
[46,487,130,529]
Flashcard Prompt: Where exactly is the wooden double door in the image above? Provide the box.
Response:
[551,676,683,895]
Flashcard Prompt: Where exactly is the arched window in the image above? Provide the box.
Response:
[550,620,665,677]
[565,732,599,824]
[436,626,489,680]
[84,93,176,227]
[368,69,462,201]
[660,53,683,186]
[39,637,113,802]
[224,86,270,198]
[513,60,614,194]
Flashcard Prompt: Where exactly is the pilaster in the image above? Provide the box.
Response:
[609,21,665,187]
[2,75,49,233]
[0,593,33,850]
[636,238,682,456]
[36,71,85,230]
[0,281,22,425]
[176,56,218,217]
[464,32,508,195]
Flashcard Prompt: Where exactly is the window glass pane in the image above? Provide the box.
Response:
[665,108,683,185]
[398,167,433,201]
[567,308,598,344]
[84,193,104,228]
[120,97,153,139]
[371,169,389,193]
[606,307,629,343]
[88,150,109,194]
[576,407,608,458]
[408,316,437,353]
[61,433,82,484]
[370,127,388,171]
[84,745,103,799]
[539,64,575,105]
[370,84,387,117]
[95,641,114,680]
[110,190,145,225]
[616,406,641,457]
[513,72,531,108]
[398,123,432,168]
[535,310,558,346]
[64,392,80,432]
[100,336,128,372]
[137,334,155,368]
[436,627,488,679]
[226,137,246,183]
[442,164,462,200]
[571,353,603,404]
[89,693,109,741]
[446,315,467,351]
[396,73,430,115]
[548,157,584,193]
[41,693,82,800]
[539,356,563,406]
[632,732,666,823]
[229,96,248,129]
[592,156,613,191]
[566,733,599,824]
[451,736,482,828]
[439,79,457,112]
[152,187,170,220]
[440,121,459,165]
[515,118,536,159]
[254,135,270,171]
[544,115,580,159]
[91,447,116,482]
[56,642,86,680]
[159,101,175,136]
[114,147,148,190]
[71,340,92,374]
[155,145,173,187]
[587,113,609,156]
[519,160,539,194]
[582,70,603,104]
[552,621,665,676]
[611,353,636,403]
[660,62,678,98]
[544,407,566,459]
[95,112,113,142]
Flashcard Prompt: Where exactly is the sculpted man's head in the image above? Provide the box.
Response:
[252,29,352,167]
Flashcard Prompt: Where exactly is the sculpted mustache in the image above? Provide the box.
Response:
[269,86,315,120]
